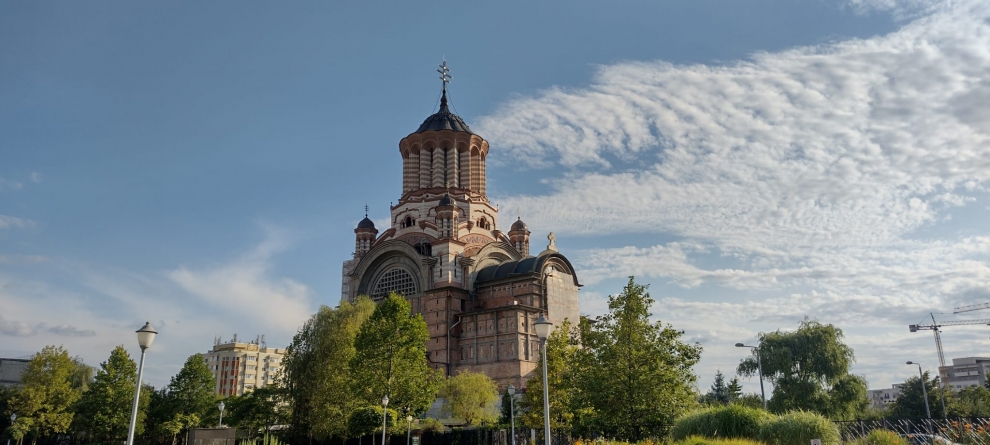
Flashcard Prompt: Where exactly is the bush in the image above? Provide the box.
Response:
[673,405,773,440]
[851,429,908,445]
[758,411,839,445]
[678,436,767,445]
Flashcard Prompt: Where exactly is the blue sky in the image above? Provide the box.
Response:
[3,0,990,394]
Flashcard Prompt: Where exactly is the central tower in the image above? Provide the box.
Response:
[340,61,580,389]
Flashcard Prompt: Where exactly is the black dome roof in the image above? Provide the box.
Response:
[438,193,454,207]
[415,89,473,134]
[510,218,528,231]
[357,217,376,229]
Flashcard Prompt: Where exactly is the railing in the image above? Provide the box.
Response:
[835,418,990,444]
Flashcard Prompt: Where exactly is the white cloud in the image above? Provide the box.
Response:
[0,315,40,337]
[30,172,42,183]
[168,227,314,334]
[478,0,990,388]
[48,325,97,337]
[0,177,23,193]
[0,214,34,229]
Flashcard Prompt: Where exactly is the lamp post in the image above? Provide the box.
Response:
[7,413,15,445]
[218,401,225,428]
[507,384,516,445]
[381,395,389,445]
[126,322,157,445]
[935,376,948,420]
[735,342,766,410]
[906,362,932,419]
[534,313,554,445]
[406,415,413,445]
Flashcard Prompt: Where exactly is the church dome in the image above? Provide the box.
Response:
[438,193,454,207]
[510,218,528,231]
[357,217,376,229]
[415,89,473,134]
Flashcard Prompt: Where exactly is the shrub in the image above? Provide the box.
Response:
[678,435,766,445]
[758,411,839,445]
[851,429,908,445]
[672,405,772,440]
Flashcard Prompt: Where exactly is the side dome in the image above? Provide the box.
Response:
[510,218,528,231]
[415,89,473,134]
[357,217,376,229]
[438,193,454,207]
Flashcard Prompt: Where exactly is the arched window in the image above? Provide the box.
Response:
[372,268,417,300]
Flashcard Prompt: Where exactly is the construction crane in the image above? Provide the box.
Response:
[954,302,990,314]
[909,313,990,368]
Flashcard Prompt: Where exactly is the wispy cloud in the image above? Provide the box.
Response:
[478,0,990,388]
[0,315,39,337]
[0,177,23,193]
[30,172,43,184]
[48,325,97,337]
[0,214,34,229]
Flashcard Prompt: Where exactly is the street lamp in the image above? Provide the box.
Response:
[534,313,554,445]
[381,395,389,445]
[735,343,767,410]
[406,415,413,445]
[507,384,516,445]
[906,362,932,420]
[126,322,157,445]
[218,401,225,428]
[7,413,15,445]
[934,376,948,420]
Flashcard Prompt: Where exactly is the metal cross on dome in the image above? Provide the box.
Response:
[437,59,452,87]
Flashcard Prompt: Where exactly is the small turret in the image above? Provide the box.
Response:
[354,207,378,258]
[508,217,530,256]
[435,190,458,240]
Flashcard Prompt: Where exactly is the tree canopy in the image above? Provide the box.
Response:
[165,354,217,427]
[72,345,149,443]
[572,277,703,441]
[520,318,579,432]
[440,371,499,426]
[280,298,375,440]
[737,319,868,419]
[8,345,82,445]
[350,293,443,416]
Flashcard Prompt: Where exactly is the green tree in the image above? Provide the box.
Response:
[440,371,499,426]
[955,385,990,417]
[573,277,702,441]
[165,354,217,427]
[499,388,520,427]
[8,345,83,445]
[224,386,284,439]
[891,372,961,419]
[703,370,730,405]
[346,406,396,438]
[350,293,443,417]
[520,319,579,432]
[280,298,375,440]
[726,377,743,403]
[72,346,149,443]
[737,319,869,419]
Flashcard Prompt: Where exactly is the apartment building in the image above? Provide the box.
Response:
[939,357,990,390]
[204,335,285,397]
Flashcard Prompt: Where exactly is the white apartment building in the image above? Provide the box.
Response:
[204,335,286,397]
[939,357,990,390]
[867,383,905,408]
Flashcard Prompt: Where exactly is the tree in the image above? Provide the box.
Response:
[890,372,962,419]
[73,346,149,443]
[350,293,443,417]
[499,388,520,427]
[224,386,284,439]
[346,406,396,438]
[440,371,499,426]
[572,278,703,441]
[520,319,579,433]
[726,377,743,403]
[737,319,868,419]
[165,354,217,427]
[703,370,730,405]
[280,298,375,440]
[8,345,83,445]
[955,386,990,417]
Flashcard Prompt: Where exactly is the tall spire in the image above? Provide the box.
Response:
[437,59,452,111]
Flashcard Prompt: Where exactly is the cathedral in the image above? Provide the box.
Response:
[340,63,581,389]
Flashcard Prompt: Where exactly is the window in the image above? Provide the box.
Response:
[372,268,417,299]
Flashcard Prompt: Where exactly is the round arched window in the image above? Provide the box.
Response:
[372,268,417,300]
